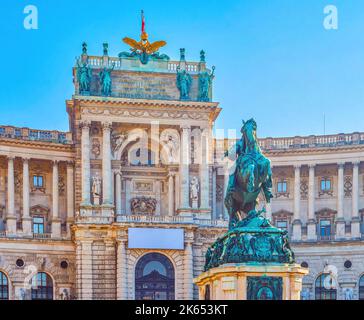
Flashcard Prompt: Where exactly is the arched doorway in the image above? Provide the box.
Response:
[135,253,175,300]
[31,272,53,300]
[0,271,9,300]
[315,273,337,300]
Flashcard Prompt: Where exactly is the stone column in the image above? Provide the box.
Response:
[168,173,175,216]
[125,178,132,215]
[102,122,112,205]
[336,162,346,238]
[265,202,272,221]
[212,167,217,219]
[22,158,32,235]
[292,165,302,241]
[52,160,61,238]
[184,239,194,299]
[155,180,161,216]
[307,164,317,240]
[66,162,74,237]
[223,165,229,220]
[351,161,361,238]
[175,174,180,210]
[78,240,93,300]
[179,125,191,210]
[200,127,210,210]
[6,156,16,235]
[116,239,128,300]
[80,121,91,205]
[115,171,122,216]
[151,121,160,166]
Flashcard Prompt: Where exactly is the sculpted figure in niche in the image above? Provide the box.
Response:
[92,173,102,205]
[163,135,178,163]
[190,176,200,208]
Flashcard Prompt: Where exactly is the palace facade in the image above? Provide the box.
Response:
[0,39,363,301]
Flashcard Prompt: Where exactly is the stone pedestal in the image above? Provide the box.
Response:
[351,217,361,239]
[307,220,317,241]
[335,218,346,239]
[292,220,302,241]
[194,263,308,300]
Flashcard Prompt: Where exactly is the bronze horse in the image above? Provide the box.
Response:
[224,119,273,229]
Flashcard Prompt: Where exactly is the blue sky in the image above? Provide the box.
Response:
[0,0,363,137]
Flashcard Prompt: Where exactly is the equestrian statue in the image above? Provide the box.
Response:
[204,118,295,271]
[224,118,273,229]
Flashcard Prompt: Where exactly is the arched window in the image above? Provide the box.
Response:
[0,272,9,300]
[359,275,364,300]
[315,273,337,300]
[31,272,53,300]
[135,253,175,300]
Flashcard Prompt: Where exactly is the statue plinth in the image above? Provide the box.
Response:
[194,210,309,300]
[194,263,308,300]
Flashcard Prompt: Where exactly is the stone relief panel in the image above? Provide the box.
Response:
[300,179,308,200]
[344,176,352,198]
[131,197,157,215]
[91,138,101,159]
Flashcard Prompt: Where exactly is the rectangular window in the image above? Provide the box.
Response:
[320,219,331,239]
[320,178,331,191]
[33,175,43,188]
[276,220,288,230]
[33,217,44,234]
[277,181,287,193]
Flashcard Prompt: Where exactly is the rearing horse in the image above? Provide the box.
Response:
[224,119,273,229]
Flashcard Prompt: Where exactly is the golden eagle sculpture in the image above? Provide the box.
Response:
[121,11,168,64]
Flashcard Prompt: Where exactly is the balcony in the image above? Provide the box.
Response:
[33,233,52,239]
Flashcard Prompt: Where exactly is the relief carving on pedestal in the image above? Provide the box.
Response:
[130,197,157,215]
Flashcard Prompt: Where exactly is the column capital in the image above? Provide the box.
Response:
[102,121,113,131]
[52,159,59,166]
[352,160,360,167]
[7,156,15,161]
[180,124,191,131]
[294,164,301,170]
[22,157,30,164]
[66,160,75,168]
[79,120,91,129]
[338,162,345,168]
[308,163,316,169]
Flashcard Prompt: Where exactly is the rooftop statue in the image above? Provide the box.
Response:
[99,62,115,96]
[76,59,92,94]
[204,119,295,271]
[176,67,192,100]
[121,11,167,64]
[198,66,215,102]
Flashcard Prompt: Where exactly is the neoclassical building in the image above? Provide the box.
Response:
[0,35,364,300]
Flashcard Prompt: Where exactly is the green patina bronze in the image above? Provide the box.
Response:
[204,119,295,271]
[99,63,115,96]
[198,66,215,102]
[76,59,92,94]
[176,67,192,101]
[247,276,283,300]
